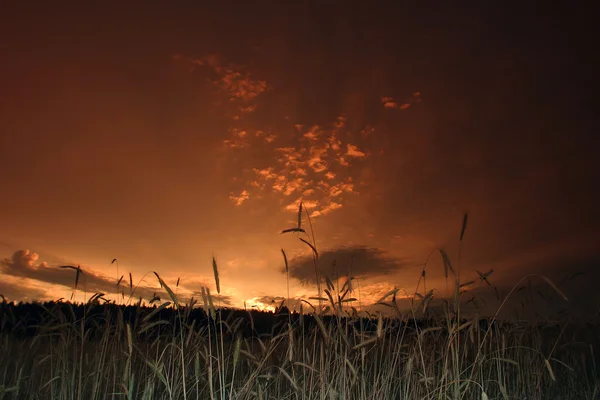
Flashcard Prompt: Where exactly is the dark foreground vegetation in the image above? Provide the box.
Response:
[1,211,598,399]
[1,293,599,399]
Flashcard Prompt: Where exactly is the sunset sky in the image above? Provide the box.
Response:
[1,3,597,317]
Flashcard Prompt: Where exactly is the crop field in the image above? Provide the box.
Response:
[1,212,598,399]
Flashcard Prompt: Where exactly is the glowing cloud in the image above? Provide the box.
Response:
[381,96,398,108]
[346,144,366,158]
[230,190,250,206]
[382,92,422,110]
[173,53,268,112]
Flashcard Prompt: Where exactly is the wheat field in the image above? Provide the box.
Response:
[0,210,598,399]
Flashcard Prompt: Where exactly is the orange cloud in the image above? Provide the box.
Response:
[221,70,268,102]
[382,92,422,110]
[320,201,343,215]
[253,167,278,180]
[230,190,250,206]
[381,96,398,108]
[283,177,307,196]
[329,179,355,197]
[295,167,308,176]
[223,128,250,148]
[174,53,268,112]
[284,198,319,212]
[223,139,246,149]
[346,144,366,158]
[334,116,346,129]
[360,126,375,137]
[307,145,329,173]
[272,175,287,192]
[224,114,368,219]
[329,135,342,152]
[239,105,257,113]
[303,125,322,141]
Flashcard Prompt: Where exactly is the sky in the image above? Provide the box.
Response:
[0,3,598,318]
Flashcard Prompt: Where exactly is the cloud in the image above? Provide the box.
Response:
[283,177,306,196]
[303,125,322,141]
[328,135,342,152]
[307,145,329,173]
[282,196,344,218]
[360,126,375,137]
[346,144,366,158]
[261,132,277,143]
[320,202,343,215]
[239,105,257,113]
[264,135,277,143]
[284,199,319,212]
[230,190,250,206]
[381,92,422,110]
[0,250,164,301]
[381,97,398,108]
[220,70,268,102]
[174,53,268,112]
[202,74,370,220]
[334,116,346,129]
[328,179,355,197]
[287,246,412,286]
[254,167,278,180]
[272,176,287,192]
[223,128,250,149]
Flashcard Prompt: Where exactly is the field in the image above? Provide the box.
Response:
[1,212,598,399]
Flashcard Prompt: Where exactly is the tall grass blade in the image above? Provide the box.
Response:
[153,272,178,306]
[212,256,220,294]
[460,212,468,242]
[281,249,289,273]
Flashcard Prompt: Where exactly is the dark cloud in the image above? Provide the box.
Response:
[0,250,165,301]
[288,245,412,286]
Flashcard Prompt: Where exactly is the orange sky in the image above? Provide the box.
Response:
[0,3,598,317]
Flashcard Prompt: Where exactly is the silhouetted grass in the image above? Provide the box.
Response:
[0,210,598,399]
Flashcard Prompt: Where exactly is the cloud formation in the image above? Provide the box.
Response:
[287,246,412,286]
[173,53,268,115]
[175,53,381,220]
[225,114,370,218]
[0,250,165,301]
[230,189,250,206]
[381,92,422,110]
